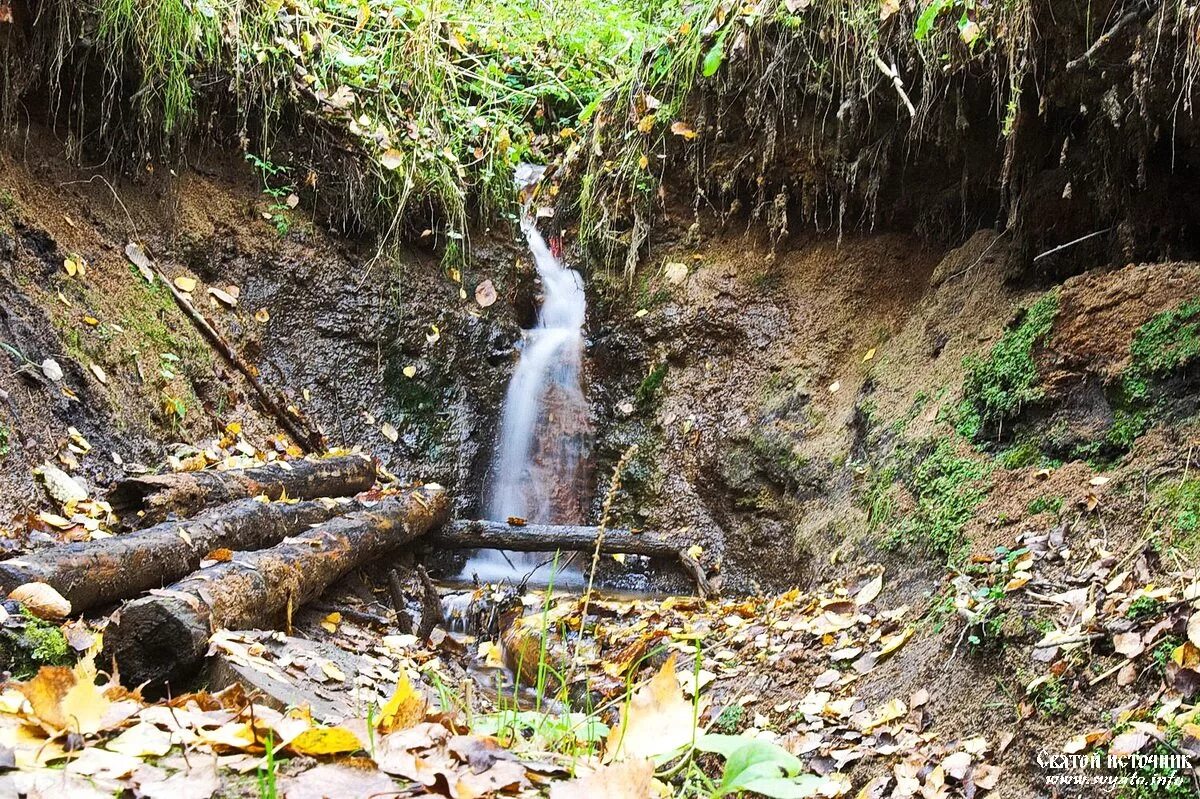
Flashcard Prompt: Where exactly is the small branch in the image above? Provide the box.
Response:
[1065,8,1151,74]
[1032,228,1111,262]
[874,55,916,117]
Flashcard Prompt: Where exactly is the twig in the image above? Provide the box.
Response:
[135,243,324,452]
[1065,8,1153,73]
[873,55,916,117]
[387,569,413,634]
[1033,228,1111,262]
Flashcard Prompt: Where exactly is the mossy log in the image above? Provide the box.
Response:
[430,519,680,558]
[108,454,376,526]
[0,498,355,614]
[105,486,448,691]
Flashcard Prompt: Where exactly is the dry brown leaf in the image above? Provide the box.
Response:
[605,654,695,762]
[281,764,399,799]
[549,758,655,799]
[9,582,71,620]
[669,121,698,140]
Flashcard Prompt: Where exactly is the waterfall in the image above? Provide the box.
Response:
[462,211,591,584]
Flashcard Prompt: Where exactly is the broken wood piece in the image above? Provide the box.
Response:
[109,454,376,526]
[105,486,449,691]
[0,497,355,613]
[430,519,681,558]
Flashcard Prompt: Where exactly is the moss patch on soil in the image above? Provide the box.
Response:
[955,291,1059,442]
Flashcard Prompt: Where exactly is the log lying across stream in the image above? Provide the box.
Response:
[0,497,356,613]
[105,486,449,690]
[108,454,376,526]
[431,519,681,558]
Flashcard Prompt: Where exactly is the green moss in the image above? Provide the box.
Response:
[1149,477,1200,551]
[1126,595,1165,621]
[636,362,668,407]
[1027,495,1062,516]
[1151,635,1185,677]
[998,439,1041,469]
[883,439,990,560]
[710,705,745,734]
[1124,298,1200,400]
[3,612,72,679]
[956,292,1059,440]
[0,424,9,458]
[382,360,452,461]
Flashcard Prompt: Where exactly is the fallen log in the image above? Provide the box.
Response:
[429,519,680,558]
[109,454,376,526]
[0,497,356,613]
[105,486,449,691]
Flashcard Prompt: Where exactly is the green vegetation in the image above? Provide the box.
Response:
[1123,298,1200,401]
[709,704,745,734]
[1028,675,1069,717]
[956,292,1059,441]
[873,439,990,560]
[1117,734,1196,799]
[1026,495,1062,516]
[0,424,9,458]
[2,612,72,679]
[1149,477,1200,551]
[1081,298,1200,459]
[30,0,681,250]
[1126,595,1165,622]
[636,361,669,407]
[1151,635,1184,677]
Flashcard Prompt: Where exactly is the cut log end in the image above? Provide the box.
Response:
[108,597,210,692]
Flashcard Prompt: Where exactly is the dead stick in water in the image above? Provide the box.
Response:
[105,486,449,691]
[108,454,376,527]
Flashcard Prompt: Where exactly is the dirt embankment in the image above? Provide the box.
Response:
[0,136,523,533]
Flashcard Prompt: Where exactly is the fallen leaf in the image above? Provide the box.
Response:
[475,279,498,308]
[106,722,173,758]
[380,149,404,170]
[1109,730,1150,757]
[288,726,364,756]
[254,308,270,323]
[380,422,399,443]
[173,276,197,293]
[664,262,688,285]
[670,121,698,140]
[1188,612,1200,648]
[320,661,346,682]
[402,365,417,379]
[281,764,399,799]
[855,573,883,605]
[89,364,108,384]
[863,347,877,362]
[9,582,71,620]
[41,358,63,382]
[1089,475,1110,486]
[549,759,654,799]
[377,673,426,734]
[125,242,156,283]
[208,287,238,307]
[828,380,841,393]
[1113,631,1144,658]
[606,655,695,762]
[321,612,342,633]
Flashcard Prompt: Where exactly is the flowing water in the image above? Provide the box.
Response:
[460,204,591,585]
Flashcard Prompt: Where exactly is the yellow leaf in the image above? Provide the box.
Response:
[380,149,404,170]
[173,276,198,293]
[289,726,364,756]
[638,154,649,170]
[402,365,417,379]
[377,673,426,734]
[254,308,271,323]
[878,626,914,659]
[670,121,698,140]
[321,612,342,634]
[637,114,655,134]
[863,347,876,362]
[321,660,346,682]
[605,655,696,762]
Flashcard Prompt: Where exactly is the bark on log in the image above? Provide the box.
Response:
[429,519,680,558]
[105,486,449,691]
[0,498,355,613]
[109,455,376,526]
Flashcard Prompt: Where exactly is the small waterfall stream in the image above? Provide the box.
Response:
[462,196,591,585]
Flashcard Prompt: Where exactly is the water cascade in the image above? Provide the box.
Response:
[463,202,591,584]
